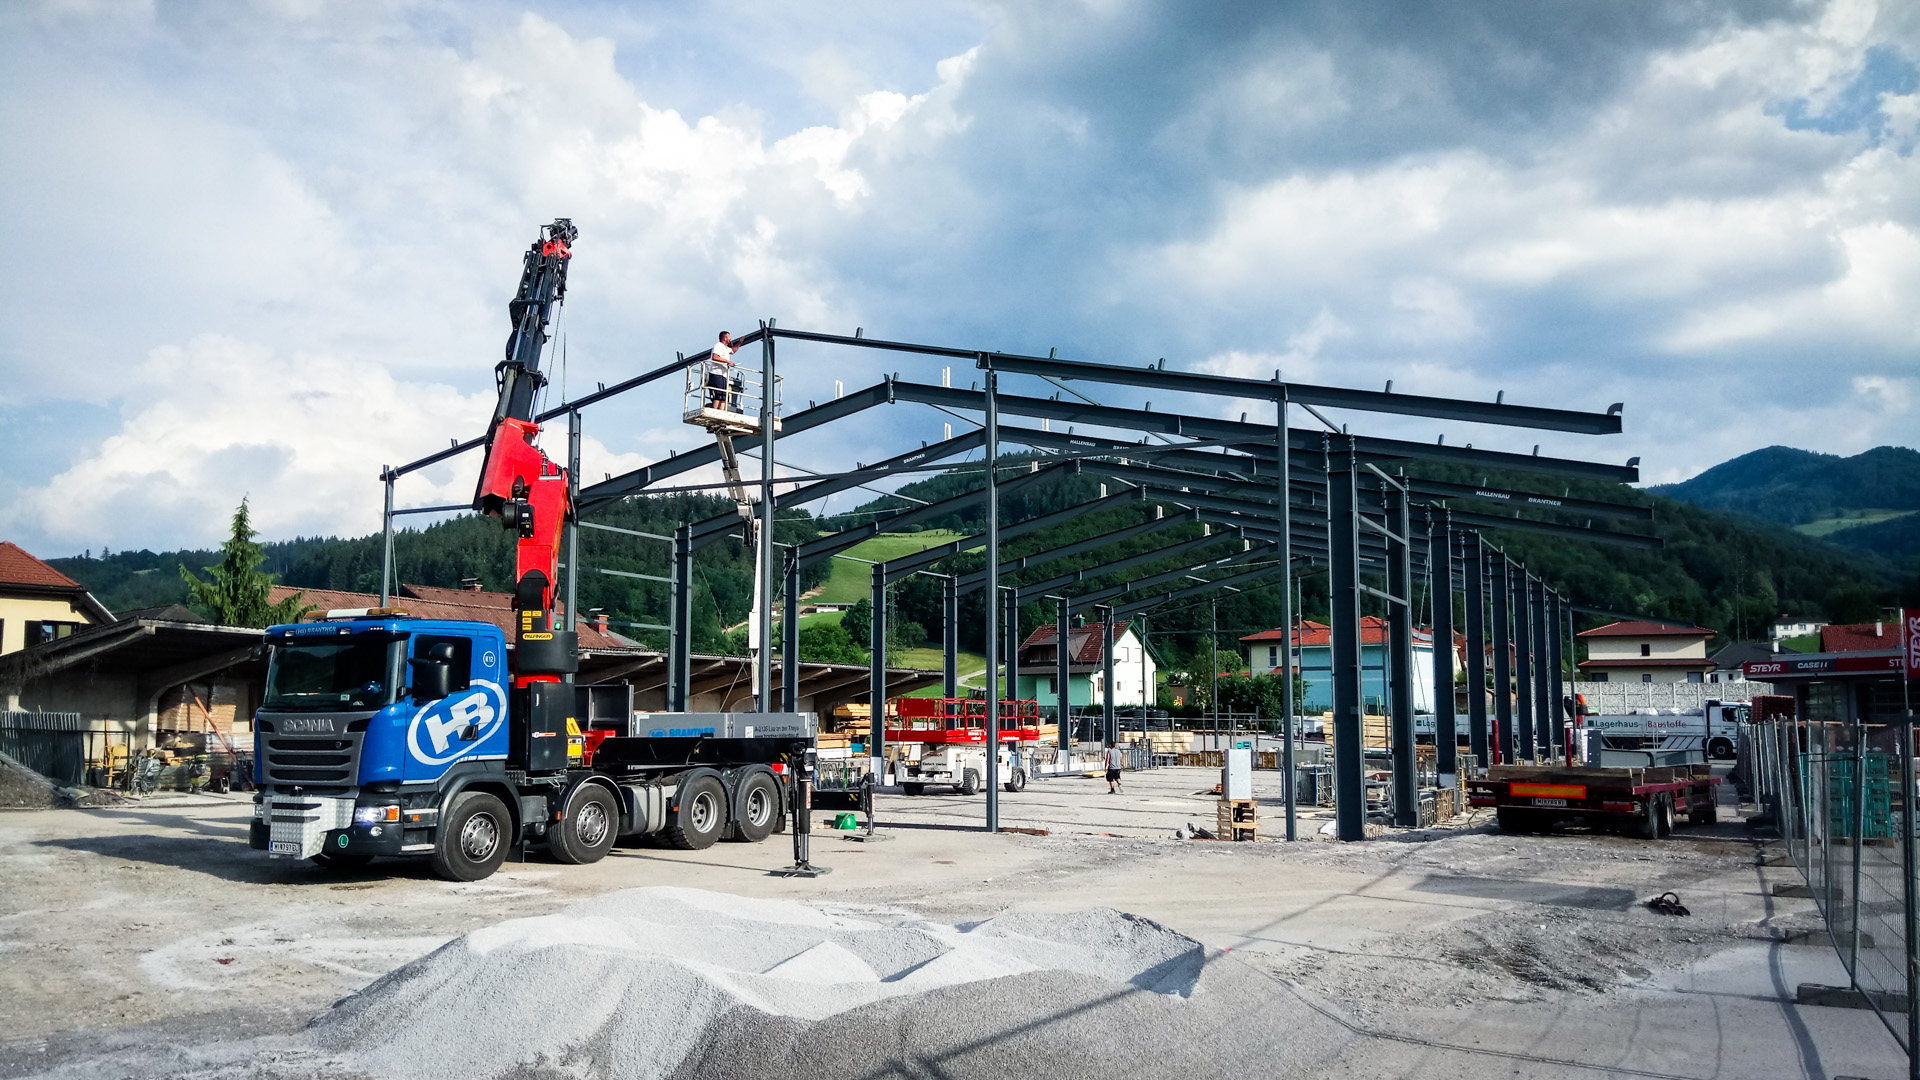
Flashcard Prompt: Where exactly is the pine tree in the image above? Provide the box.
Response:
[180,499,313,627]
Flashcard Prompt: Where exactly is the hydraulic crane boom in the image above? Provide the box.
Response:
[472,218,579,687]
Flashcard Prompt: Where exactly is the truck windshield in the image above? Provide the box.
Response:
[263,634,405,712]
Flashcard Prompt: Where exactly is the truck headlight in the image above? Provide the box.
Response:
[355,805,400,825]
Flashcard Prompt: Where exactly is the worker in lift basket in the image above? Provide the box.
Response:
[1105,744,1126,793]
[708,331,743,412]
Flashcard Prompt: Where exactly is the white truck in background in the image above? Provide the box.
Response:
[1578,698,1748,762]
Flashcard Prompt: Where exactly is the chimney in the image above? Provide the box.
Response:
[592,614,609,634]
[460,577,483,592]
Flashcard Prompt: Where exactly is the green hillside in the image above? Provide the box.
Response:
[1650,445,1920,526]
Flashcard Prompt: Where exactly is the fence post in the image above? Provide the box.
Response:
[1855,722,1867,986]
[1900,719,1917,1075]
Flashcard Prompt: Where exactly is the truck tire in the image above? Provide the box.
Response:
[1708,737,1734,761]
[731,773,781,843]
[1004,768,1027,793]
[959,769,981,796]
[550,784,618,865]
[1656,794,1675,837]
[665,775,726,850]
[431,791,511,881]
[1631,797,1661,840]
[902,782,925,796]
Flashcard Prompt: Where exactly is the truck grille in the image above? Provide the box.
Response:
[257,720,365,795]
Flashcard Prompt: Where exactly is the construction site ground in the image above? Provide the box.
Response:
[0,765,1904,1079]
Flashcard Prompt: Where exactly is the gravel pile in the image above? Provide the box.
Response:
[0,751,125,809]
[288,887,1354,1080]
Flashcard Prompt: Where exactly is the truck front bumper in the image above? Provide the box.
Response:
[250,793,408,859]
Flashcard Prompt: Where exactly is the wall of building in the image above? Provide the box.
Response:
[1585,635,1708,661]
[1015,630,1155,707]
[0,595,100,656]
[1573,679,1770,712]
[1582,667,1706,685]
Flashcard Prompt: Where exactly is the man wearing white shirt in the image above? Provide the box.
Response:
[707,330,738,410]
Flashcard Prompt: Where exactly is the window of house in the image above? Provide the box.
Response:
[1641,673,1653,683]
[24,621,79,648]
[1640,643,1651,657]
[1268,645,1278,668]
[1687,671,1703,683]
[1590,671,1608,682]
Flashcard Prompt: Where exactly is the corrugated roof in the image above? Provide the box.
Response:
[0,541,81,590]
[269,584,630,649]
[1576,620,1714,639]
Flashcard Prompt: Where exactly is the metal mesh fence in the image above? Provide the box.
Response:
[1752,713,1917,1070]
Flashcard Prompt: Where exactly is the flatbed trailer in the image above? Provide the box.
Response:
[1468,763,1720,838]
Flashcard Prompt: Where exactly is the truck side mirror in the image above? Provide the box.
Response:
[409,642,456,703]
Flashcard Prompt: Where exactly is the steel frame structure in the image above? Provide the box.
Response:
[375,317,1646,842]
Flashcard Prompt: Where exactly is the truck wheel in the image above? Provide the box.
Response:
[960,769,981,796]
[1656,794,1675,837]
[731,773,781,843]
[1708,738,1734,761]
[1004,768,1027,793]
[902,783,925,796]
[1631,797,1660,840]
[431,791,511,881]
[550,784,618,865]
[665,775,726,850]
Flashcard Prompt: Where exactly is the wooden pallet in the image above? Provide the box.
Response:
[1216,798,1258,841]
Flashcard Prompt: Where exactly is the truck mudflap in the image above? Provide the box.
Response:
[255,794,356,859]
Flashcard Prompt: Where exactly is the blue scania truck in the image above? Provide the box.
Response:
[248,613,811,881]
[248,219,816,881]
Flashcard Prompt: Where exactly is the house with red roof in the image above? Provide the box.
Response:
[1240,617,1452,714]
[1013,620,1154,706]
[0,541,114,656]
[1575,619,1715,684]
[1820,621,1902,653]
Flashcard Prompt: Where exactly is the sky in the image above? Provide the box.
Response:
[1,0,1916,557]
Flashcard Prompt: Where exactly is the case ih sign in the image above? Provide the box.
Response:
[1744,653,1904,679]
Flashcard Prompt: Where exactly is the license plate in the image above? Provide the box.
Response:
[1531,797,1568,808]
[269,841,301,855]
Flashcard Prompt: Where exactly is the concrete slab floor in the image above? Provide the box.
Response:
[0,765,1907,1079]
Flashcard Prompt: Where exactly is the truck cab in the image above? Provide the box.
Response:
[250,615,512,867]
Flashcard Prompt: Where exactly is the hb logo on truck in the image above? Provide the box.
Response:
[407,681,508,766]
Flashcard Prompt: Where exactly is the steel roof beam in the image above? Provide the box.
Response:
[976,352,1623,435]
[955,526,1238,596]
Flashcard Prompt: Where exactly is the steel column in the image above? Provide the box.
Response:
[1388,485,1416,828]
[670,524,692,711]
[1431,513,1457,783]
[1100,604,1117,746]
[1491,554,1515,765]
[782,549,799,712]
[1328,438,1366,841]
[1514,565,1535,761]
[756,324,776,711]
[984,365,1001,832]
[943,575,959,697]
[565,410,581,635]
[1464,533,1488,766]
[380,471,395,608]
[1278,381,1297,840]
[1532,580,1553,755]
[869,565,887,781]
[1057,595,1072,749]
[1548,591,1566,761]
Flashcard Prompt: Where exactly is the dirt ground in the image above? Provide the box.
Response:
[0,766,1907,1079]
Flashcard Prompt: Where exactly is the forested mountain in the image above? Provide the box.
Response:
[1650,445,1920,526]
[50,448,1916,675]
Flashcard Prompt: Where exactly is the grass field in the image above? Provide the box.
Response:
[894,647,989,693]
[806,529,970,606]
[1794,509,1916,537]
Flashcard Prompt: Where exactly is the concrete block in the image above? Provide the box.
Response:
[1773,883,1815,898]
[1796,983,1909,1013]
